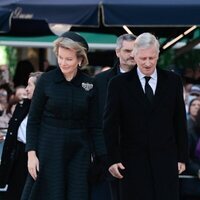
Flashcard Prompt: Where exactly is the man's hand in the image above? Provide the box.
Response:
[109,163,125,179]
[178,162,185,174]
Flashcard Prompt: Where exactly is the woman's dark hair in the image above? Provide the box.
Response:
[13,60,35,87]
[188,98,200,115]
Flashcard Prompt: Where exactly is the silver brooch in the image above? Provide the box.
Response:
[81,82,93,91]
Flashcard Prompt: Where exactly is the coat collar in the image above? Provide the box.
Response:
[151,67,169,110]
[53,67,85,87]
[127,67,148,107]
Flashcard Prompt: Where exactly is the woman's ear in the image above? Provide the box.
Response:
[78,59,82,67]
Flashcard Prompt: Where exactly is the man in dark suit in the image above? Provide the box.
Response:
[94,34,136,200]
[103,32,188,200]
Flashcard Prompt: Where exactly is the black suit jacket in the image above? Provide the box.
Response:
[95,66,119,125]
[103,66,188,200]
[0,99,31,187]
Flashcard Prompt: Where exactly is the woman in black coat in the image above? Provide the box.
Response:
[21,32,106,200]
[182,98,200,200]
[187,98,200,175]
[0,72,43,200]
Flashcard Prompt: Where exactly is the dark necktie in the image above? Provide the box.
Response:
[144,76,154,103]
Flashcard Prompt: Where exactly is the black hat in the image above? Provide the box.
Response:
[61,31,89,51]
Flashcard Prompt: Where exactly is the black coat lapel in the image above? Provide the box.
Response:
[106,66,118,84]
[126,67,148,107]
[152,68,168,110]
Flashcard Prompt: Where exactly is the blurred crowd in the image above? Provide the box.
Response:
[181,81,200,199]
[0,61,33,133]
[0,55,200,199]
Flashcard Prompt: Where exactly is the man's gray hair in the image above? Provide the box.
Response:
[116,34,137,50]
[132,32,160,55]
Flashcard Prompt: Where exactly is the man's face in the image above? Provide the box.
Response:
[134,45,159,76]
[116,40,135,70]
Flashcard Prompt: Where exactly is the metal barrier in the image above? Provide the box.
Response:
[0,185,8,192]
[179,175,197,179]
[179,174,200,198]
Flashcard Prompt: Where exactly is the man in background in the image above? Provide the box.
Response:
[93,33,136,200]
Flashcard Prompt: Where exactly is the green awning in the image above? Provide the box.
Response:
[0,32,118,50]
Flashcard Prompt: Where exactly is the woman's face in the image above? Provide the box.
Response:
[189,99,200,118]
[25,77,35,99]
[57,46,81,77]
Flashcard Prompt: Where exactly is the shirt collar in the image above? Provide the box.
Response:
[137,67,157,80]
[119,67,127,74]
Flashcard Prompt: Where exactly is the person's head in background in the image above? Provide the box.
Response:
[43,59,50,71]
[188,98,200,121]
[53,31,89,81]
[26,72,43,99]
[115,34,136,72]
[132,32,160,77]
[0,64,9,84]
[0,88,8,106]
[187,84,200,106]
[15,86,27,101]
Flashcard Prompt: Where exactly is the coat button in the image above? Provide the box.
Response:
[10,132,12,135]
[15,118,18,121]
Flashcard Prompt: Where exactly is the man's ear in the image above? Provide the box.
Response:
[115,49,120,58]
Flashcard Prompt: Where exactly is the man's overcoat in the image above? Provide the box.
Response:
[104,67,188,200]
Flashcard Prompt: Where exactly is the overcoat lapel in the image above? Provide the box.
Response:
[106,66,118,83]
[126,67,148,107]
[151,68,168,111]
